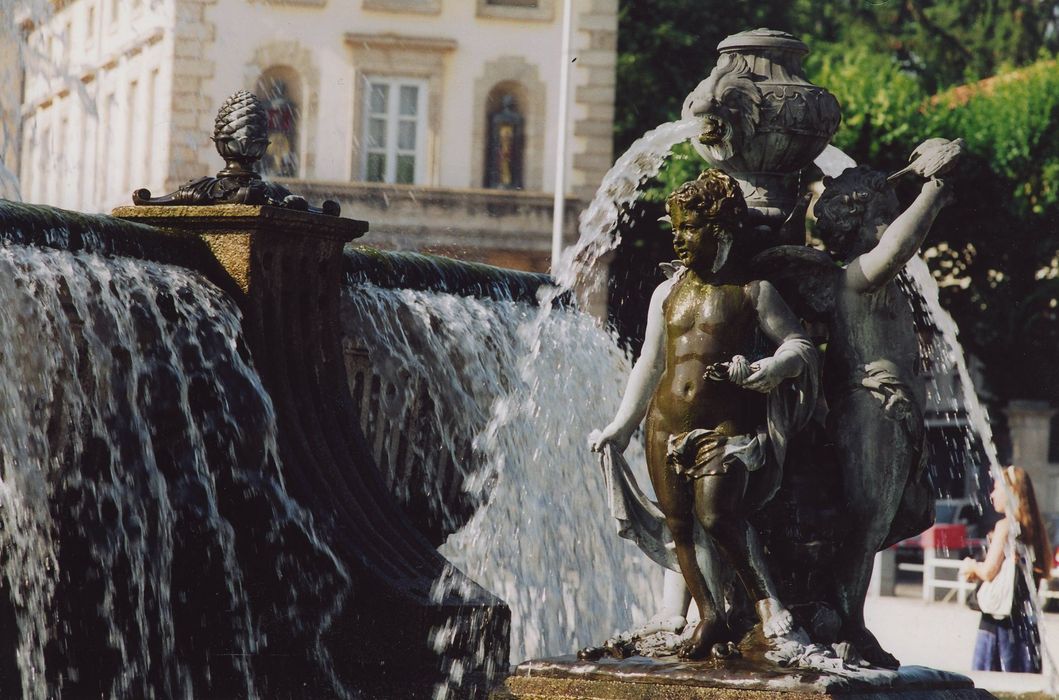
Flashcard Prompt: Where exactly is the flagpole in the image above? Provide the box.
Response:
[550,0,574,272]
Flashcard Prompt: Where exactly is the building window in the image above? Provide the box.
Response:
[361,77,425,185]
[255,67,302,178]
[476,0,552,20]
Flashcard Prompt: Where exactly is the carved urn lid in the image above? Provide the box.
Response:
[683,29,841,225]
[717,28,808,56]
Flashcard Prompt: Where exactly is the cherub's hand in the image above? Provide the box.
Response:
[589,425,632,454]
[741,357,785,393]
[926,177,956,209]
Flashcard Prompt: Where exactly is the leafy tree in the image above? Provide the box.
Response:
[915,58,1059,401]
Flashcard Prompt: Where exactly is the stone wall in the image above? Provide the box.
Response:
[291,179,581,274]
[1005,400,1059,515]
[570,0,617,203]
[168,0,219,193]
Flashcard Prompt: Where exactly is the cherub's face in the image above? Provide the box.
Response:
[670,206,724,270]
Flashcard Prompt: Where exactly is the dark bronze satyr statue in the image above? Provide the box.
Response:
[584,28,963,674]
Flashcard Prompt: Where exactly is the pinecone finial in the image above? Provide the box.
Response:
[212,90,270,179]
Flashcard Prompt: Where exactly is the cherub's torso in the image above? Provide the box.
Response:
[826,273,923,403]
[647,274,765,438]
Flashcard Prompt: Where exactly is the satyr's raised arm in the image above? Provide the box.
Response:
[846,178,950,293]
[590,278,673,453]
[738,281,812,393]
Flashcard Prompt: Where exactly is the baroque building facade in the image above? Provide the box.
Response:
[13,0,618,272]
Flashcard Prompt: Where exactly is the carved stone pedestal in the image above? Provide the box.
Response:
[492,657,995,700]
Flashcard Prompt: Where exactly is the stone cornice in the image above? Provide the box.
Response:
[344,33,457,54]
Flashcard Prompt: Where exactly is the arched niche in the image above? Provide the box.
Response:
[471,57,546,191]
[245,41,320,178]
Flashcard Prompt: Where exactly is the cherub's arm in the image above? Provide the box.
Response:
[738,280,811,393]
[846,178,951,293]
[590,279,672,453]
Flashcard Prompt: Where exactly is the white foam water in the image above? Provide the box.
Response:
[341,283,660,666]
[436,119,704,664]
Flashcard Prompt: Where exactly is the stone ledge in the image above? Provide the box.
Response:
[492,656,995,700]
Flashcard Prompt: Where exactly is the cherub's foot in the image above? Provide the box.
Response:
[677,615,728,660]
[756,598,794,638]
[631,613,687,638]
[843,625,900,669]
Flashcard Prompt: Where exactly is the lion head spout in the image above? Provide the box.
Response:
[681,53,761,164]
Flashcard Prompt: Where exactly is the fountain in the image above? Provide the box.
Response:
[0,22,1045,700]
[493,29,1017,700]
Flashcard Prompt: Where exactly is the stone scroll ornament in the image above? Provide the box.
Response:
[133,90,340,216]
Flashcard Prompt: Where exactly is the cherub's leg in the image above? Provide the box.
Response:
[632,569,690,637]
[649,454,726,659]
[694,472,793,638]
[831,396,907,668]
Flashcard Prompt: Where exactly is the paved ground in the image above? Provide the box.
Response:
[864,585,1059,696]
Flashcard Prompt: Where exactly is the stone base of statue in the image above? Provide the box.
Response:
[491,656,994,700]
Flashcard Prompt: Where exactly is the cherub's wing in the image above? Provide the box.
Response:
[750,246,839,321]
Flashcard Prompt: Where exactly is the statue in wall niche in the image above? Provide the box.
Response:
[486,94,524,190]
[753,151,959,667]
[261,79,299,178]
[589,169,818,659]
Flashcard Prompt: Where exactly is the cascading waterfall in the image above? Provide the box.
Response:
[341,283,659,664]
[0,242,350,699]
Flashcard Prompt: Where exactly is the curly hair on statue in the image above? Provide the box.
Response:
[665,169,747,225]
[814,166,890,236]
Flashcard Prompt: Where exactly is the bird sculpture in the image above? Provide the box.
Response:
[887,137,966,182]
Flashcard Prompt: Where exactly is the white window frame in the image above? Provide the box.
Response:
[360,76,428,185]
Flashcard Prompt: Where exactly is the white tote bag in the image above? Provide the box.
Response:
[977,553,1017,619]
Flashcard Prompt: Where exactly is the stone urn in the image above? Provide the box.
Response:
[682,28,841,227]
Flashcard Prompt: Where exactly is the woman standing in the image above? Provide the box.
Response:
[960,466,1052,673]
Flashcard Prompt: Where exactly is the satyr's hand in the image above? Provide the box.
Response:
[589,425,632,454]
[738,357,786,393]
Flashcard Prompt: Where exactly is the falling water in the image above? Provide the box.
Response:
[554,118,703,291]
[0,243,349,699]
[904,257,1058,686]
[436,118,705,662]
[341,283,659,664]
